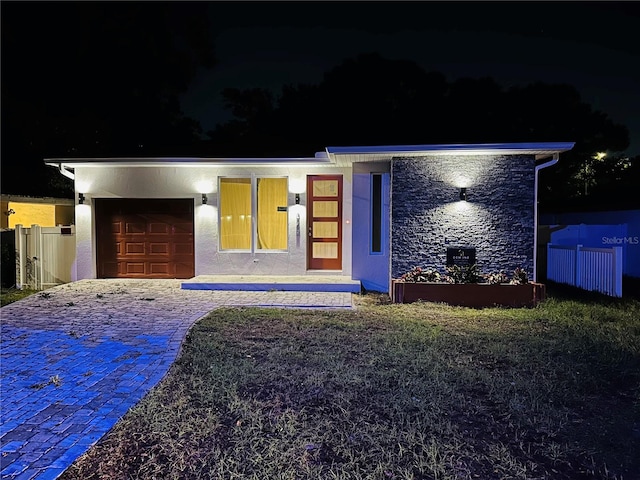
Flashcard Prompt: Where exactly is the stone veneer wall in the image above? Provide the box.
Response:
[391,155,536,279]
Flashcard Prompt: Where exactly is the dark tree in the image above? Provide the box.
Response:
[208,53,631,210]
[440,77,508,143]
[208,53,449,155]
[1,2,215,197]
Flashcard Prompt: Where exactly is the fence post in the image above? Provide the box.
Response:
[575,244,582,289]
[613,246,623,297]
[15,225,24,289]
[38,225,45,290]
[31,224,42,290]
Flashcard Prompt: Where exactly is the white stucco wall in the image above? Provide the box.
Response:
[73,164,352,279]
[352,162,391,293]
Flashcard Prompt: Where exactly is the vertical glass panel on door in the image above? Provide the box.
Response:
[313,201,338,218]
[313,222,338,238]
[312,180,339,197]
[312,242,338,259]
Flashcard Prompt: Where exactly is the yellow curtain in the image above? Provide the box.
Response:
[220,178,251,249]
[257,178,288,250]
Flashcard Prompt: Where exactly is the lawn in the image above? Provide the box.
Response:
[61,293,639,480]
[0,287,38,306]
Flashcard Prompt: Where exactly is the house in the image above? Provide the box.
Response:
[1,194,74,229]
[45,142,574,293]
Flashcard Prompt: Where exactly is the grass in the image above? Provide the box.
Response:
[61,292,640,480]
[0,287,38,306]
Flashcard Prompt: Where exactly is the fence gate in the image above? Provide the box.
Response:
[15,224,76,290]
[547,244,622,297]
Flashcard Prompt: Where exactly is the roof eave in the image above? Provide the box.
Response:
[44,157,334,168]
[325,142,576,156]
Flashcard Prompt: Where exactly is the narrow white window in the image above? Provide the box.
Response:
[371,173,383,254]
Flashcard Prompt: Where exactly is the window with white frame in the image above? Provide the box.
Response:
[219,176,288,251]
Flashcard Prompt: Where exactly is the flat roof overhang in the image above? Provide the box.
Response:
[45,142,575,173]
[325,142,576,164]
[44,156,332,168]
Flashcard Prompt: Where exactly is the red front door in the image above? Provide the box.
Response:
[307,175,342,270]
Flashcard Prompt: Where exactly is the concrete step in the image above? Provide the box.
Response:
[181,275,361,293]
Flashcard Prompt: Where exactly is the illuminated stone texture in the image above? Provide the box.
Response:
[391,155,535,279]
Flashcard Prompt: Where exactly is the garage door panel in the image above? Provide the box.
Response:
[174,222,192,235]
[99,242,121,258]
[174,262,194,277]
[102,262,120,277]
[149,223,170,234]
[96,199,194,279]
[149,263,170,275]
[126,222,146,234]
[149,243,169,255]
[125,242,145,255]
[174,242,193,255]
[125,263,145,275]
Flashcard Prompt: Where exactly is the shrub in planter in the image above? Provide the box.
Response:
[444,264,482,284]
[510,267,529,285]
[400,266,441,283]
[393,265,544,307]
[485,271,509,285]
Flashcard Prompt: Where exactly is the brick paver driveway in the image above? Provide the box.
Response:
[0,279,352,479]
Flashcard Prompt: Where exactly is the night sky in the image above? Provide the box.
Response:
[182,2,640,155]
[2,1,639,160]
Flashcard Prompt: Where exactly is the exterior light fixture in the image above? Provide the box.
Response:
[295,193,300,205]
[202,193,208,205]
[459,188,467,201]
[78,193,86,205]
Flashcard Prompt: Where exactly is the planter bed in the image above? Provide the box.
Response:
[392,280,546,308]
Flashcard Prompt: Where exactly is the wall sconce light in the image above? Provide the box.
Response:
[4,208,15,216]
[459,188,467,201]
[202,193,208,205]
[295,193,300,205]
[78,193,86,205]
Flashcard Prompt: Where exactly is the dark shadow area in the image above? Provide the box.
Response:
[623,276,640,300]
[546,278,640,303]
[1,230,16,288]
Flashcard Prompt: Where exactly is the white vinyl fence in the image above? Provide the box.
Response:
[15,224,76,290]
[547,244,622,297]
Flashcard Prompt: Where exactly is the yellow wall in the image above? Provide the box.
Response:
[8,202,57,228]
[55,205,75,226]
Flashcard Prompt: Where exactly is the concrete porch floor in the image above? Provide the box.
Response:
[181,275,362,293]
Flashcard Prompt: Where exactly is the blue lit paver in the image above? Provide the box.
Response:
[0,279,352,479]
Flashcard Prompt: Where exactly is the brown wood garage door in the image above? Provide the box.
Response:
[95,198,194,279]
